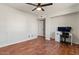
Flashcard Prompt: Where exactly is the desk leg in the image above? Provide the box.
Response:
[71,36,72,45]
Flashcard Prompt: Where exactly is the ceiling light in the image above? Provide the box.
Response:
[36,7,41,11]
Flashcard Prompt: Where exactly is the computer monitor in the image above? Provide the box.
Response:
[58,27,71,32]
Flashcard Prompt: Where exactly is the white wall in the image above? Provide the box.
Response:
[0,4,38,47]
[46,12,79,44]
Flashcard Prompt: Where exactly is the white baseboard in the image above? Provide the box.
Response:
[50,37,79,44]
[73,41,79,44]
[0,36,37,48]
[45,37,50,40]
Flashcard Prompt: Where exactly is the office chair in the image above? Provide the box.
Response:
[60,32,69,42]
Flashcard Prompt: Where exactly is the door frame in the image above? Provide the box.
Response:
[38,18,46,37]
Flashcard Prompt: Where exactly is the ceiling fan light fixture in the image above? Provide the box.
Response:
[36,7,41,11]
[26,3,53,11]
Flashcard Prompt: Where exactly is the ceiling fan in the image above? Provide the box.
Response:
[26,3,53,11]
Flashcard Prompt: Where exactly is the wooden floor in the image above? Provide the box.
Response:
[0,37,79,55]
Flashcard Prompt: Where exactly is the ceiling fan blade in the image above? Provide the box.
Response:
[26,3,37,6]
[32,8,37,11]
[41,8,44,11]
[41,3,53,7]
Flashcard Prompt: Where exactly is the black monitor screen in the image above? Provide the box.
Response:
[58,27,71,32]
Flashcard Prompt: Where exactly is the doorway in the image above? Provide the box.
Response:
[38,18,45,37]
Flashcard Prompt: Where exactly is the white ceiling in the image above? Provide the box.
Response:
[4,3,79,18]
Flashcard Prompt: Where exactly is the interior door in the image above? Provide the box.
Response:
[38,20,45,36]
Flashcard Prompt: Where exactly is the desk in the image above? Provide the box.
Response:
[55,31,72,45]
